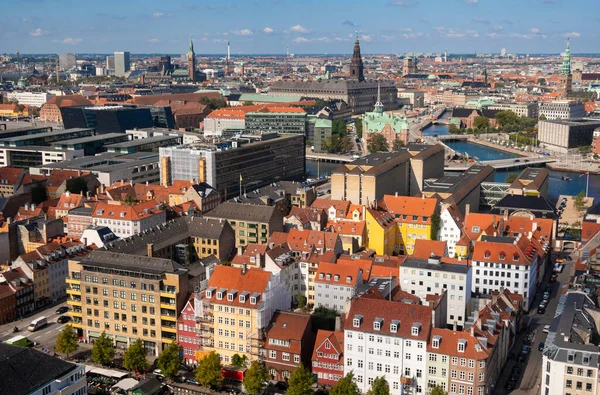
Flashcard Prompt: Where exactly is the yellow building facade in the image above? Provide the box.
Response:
[365,208,397,256]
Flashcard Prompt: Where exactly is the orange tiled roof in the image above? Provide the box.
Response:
[315,262,362,285]
[206,266,271,307]
[379,195,437,223]
[92,199,164,221]
[412,239,447,259]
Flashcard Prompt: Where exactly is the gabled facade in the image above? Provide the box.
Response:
[314,262,363,313]
[439,204,464,258]
[177,297,200,366]
[312,330,344,387]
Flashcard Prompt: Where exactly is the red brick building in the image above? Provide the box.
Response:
[39,95,92,123]
[311,329,344,387]
[263,311,315,381]
[177,297,201,367]
[0,283,16,325]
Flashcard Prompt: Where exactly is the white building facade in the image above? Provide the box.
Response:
[438,207,463,258]
[6,92,53,107]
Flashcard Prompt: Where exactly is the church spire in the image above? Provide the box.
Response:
[189,38,194,54]
[561,38,571,75]
[374,81,384,114]
[350,32,365,82]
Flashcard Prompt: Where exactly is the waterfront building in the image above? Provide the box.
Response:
[538,118,600,153]
[486,102,538,118]
[66,250,191,355]
[114,51,130,77]
[312,329,345,387]
[196,265,291,363]
[311,118,332,153]
[507,168,549,198]
[542,292,599,395]
[538,100,585,120]
[363,85,410,148]
[6,91,53,107]
[397,88,425,108]
[343,298,433,395]
[331,151,412,205]
[263,311,315,381]
[159,134,305,198]
[400,256,471,330]
[0,343,86,395]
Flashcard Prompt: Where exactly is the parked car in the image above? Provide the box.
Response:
[539,342,545,351]
[543,325,551,333]
[55,306,69,315]
[551,274,558,282]
[57,315,71,324]
[521,345,531,355]
[537,306,546,314]
[186,378,200,386]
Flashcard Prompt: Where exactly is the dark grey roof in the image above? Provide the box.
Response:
[0,343,79,394]
[205,202,279,222]
[130,377,163,394]
[490,195,557,219]
[69,206,94,216]
[402,258,470,274]
[80,250,184,274]
[103,216,229,256]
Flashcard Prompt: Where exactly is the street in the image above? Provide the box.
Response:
[0,301,70,353]
[493,251,573,395]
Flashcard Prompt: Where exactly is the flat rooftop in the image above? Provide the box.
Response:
[105,135,180,149]
[423,165,492,194]
[0,128,94,142]
[542,118,600,126]
[402,257,470,273]
[51,133,128,146]
[33,152,159,172]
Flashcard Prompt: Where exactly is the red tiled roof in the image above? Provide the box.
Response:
[412,239,447,259]
[312,330,344,362]
[426,328,489,359]
[206,266,271,308]
[265,311,311,354]
[315,262,362,286]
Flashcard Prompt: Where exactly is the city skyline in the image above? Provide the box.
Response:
[1,0,598,55]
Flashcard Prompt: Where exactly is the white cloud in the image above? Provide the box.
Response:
[22,17,32,23]
[62,37,83,45]
[148,38,159,43]
[293,37,310,43]
[361,35,372,42]
[530,27,539,33]
[492,25,504,31]
[447,33,466,38]
[487,32,502,38]
[563,31,581,38]
[152,12,164,17]
[29,28,43,37]
[290,24,309,34]
[465,0,479,3]
[232,29,253,36]
[399,28,413,32]
[263,27,273,33]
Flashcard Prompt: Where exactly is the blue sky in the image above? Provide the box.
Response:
[2,0,598,55]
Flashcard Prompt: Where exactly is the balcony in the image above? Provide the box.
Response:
[161,332,177,342]
[68,299,82,306]
[160,302,177,311]
[160,309,177,318]
[161,320,177,329]
[160,291,177,299]
[400,376,413,385]
[162,326,177,334]
[69,310,82,317]
[66,278,80,285]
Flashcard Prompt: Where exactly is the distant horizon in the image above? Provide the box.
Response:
[1,0,597,54]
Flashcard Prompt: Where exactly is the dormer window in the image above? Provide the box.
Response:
[319,273,324,279]
[390,320,399,333]
[567,352,575,362]
[227,290,237,302]
[411,323,421,336]
[205,290,213,298]
[513,254,519,261]
[250,296,257,304]
[373,318,383,331]
[484,250,491,259]
[326,274,331,280]
[458,339,466,353]
[472,226,480,233]
[239,291,249,303]
[432,335,441,349]
[583,354,590,365]
[353,314,363,328]
[334,275,339,281]
[216,292,224,300]
[499,252,505,261]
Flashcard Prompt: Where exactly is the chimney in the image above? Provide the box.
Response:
[335,316,342,331]
[395,191,398,197]
[256,253,261,267]
[147,243,154,257]
[82,237,87,246]
[242,263,247,274]
[146,181,149,186]
[237,246,243,255]
[465,204,470,217]
[100,184,105,194]
[503,209,509,221]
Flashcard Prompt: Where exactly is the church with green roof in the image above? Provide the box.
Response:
[363,84,410,150]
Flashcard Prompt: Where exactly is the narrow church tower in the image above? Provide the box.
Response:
[349,32,365,82]
[188,39,196,82]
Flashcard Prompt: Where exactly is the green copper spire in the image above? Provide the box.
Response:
[561,38,571,75]
[355,30,359,43]
[189,38,194,54]
[374,82,384,114]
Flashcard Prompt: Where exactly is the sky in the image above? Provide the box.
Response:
[1,0,598,55]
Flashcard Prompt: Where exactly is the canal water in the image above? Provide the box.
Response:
[305,115,600,203]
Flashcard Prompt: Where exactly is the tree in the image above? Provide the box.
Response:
[392,137,405,151]
[66,177,88,195]
[505,173,518,184]
[538,77,547,86]
[539,114,547,121]
[574,190,587,212]
[195,351,223,388]
[431,385,448,395]
[31,183,48,205]
[199,96,228,110]
[473,116,490,130]
[242,101,254,106]
[297,294,307,310]
[121,195,136,206]
[367,133,388,153]
[448,124,462,134]
[158,341,183,378]
[56,324,79,359]
[332,119,347,135]
[123,339,149,372]
[495,110,520,129]
[231,353,248,368]
[91,331,115,365]
[243,361,268,395]
[287,365,314,395]
[330,372,360,395]
[339,135,354,152]
[311,306,339,331]
[430,213,441,241]
[355,119,363,138]
[367,376,389,395]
